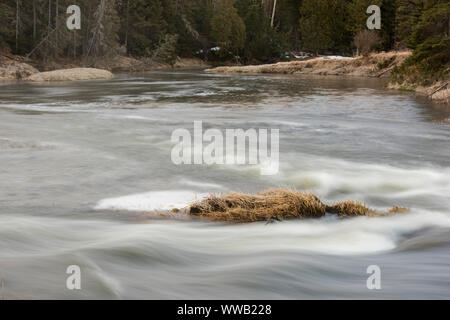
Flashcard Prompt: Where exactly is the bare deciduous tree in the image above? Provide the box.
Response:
[354,30,381,56]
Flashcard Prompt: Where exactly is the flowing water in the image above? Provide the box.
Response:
[0,70,450,299]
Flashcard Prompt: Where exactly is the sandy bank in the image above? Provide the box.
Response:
[25,68,114,82]
[206,51,412,78]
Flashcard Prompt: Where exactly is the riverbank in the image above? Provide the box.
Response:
[389,81,450,106]
[0,54,39,80]
[0,53,211,81]
[206,51,412,78]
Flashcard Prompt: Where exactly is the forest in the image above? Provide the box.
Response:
[0,0,449,83]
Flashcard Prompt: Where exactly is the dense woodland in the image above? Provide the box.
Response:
[0,0,449,83]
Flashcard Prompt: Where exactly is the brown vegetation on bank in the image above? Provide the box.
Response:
[188,189,407,223]
[206,51,412,78]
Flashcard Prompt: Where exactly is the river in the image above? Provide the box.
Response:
[0,70,449,299]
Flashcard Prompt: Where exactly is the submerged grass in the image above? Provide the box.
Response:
[189,189,407,223]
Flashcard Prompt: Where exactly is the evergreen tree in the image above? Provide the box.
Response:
[396,0,424,48]
[380,0,397,50]
[347,0,382,34]
[0,1,15,51]
[299,0,350,54]
[276,0,301,48]
[0,0,447,70]
[121,0,168,56]
[210,0,246,58]
[393,0,450,84]
[236,0,288,63]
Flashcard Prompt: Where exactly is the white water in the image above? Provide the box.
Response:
[0,71,449,299]
[94,190,208,212]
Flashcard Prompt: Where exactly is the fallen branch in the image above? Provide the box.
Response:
[376,65,396,78]
[26,28,57,58]
[429,82,449,97]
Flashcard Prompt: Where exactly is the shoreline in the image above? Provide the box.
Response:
[205,51,411,78]
[205,51,449,106]
[389,81,450,106]
[0,54,211,82]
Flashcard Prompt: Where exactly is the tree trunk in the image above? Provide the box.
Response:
[33,0,36,41]
[16,0,19,52]
[48,0,51,29]
[271,0,277,27]
[125,0,130,50]
[47,0,51,58]
[55,0,59,54]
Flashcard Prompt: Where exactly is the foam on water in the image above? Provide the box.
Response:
[179,179,224,190]
[289,163,450,197]
[94,190,208,212]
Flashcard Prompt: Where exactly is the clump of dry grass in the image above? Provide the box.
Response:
[325,201,373,217]
[386,206,410,214]
[189,189,407,223]
[190,189,325,222]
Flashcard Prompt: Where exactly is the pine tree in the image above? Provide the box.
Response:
[392,0,450,84]
[210,0,246,58]
[299,0,350,54]
[347,0,382,35]
[0,0,447,69]
[380,0,397,50]
[123,0,168,56]
[0,1,15,51]
[235,0,287,63]
[276,0,301,48]
[396,0,424,48]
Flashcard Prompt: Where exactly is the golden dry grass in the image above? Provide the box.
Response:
[325,201,373,217]
[205,51,411,78]
[189,189,407,223]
